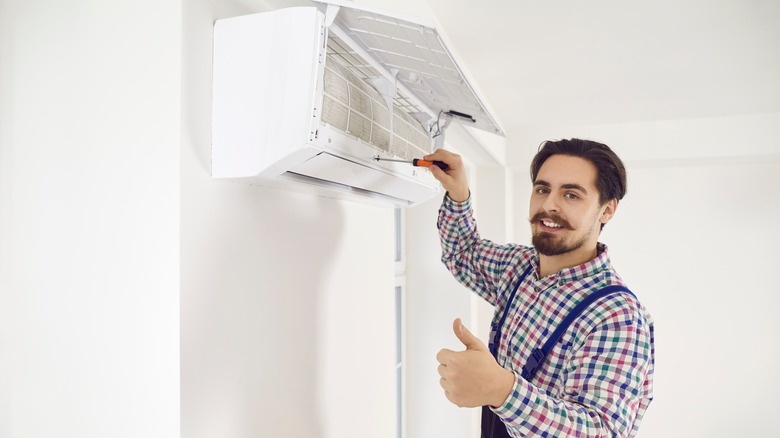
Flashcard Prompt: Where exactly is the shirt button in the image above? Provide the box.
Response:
[558,279,565,286]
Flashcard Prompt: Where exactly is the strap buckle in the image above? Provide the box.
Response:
[521,348,546,380]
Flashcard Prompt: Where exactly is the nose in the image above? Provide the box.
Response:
[541,193,560,214]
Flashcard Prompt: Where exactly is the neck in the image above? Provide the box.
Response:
[538,244,599,279]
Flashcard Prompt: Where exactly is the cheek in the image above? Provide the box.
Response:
[566,206,596,231]
[584,207,605,230]
[529,197,544,215]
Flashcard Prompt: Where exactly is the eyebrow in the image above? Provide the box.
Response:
[534,180,589,194]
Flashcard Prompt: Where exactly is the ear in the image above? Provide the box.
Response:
[600,199,618,226]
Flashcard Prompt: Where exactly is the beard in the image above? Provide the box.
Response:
[529,212,591,256]
[532,230,589,256]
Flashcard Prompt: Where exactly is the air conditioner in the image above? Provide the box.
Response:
[212,0,504,206]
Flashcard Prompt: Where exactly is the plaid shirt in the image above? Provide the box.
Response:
[438,196,654,437]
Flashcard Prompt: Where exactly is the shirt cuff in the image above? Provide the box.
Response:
[443,191,472,214]
[491,372,531,426]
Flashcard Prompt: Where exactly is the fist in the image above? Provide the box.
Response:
[435,318,515,408]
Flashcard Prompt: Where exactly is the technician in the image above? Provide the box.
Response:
[425,139,654,437]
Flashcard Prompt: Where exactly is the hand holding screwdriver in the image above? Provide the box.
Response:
[423,149,470,202]
[412,158,449,170]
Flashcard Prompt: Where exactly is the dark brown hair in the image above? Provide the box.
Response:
[530,138,627,205]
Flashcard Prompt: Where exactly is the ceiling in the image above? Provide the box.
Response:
[425,0,780,133]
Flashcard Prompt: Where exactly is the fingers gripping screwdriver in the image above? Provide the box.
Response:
[373,156,449,170]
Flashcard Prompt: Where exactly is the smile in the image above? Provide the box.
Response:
[530,212,571,231]
[542,220,562,228]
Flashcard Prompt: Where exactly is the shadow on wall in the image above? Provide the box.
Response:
[181,183,345,438]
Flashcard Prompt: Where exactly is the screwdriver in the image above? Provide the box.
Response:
[373,156,449,170]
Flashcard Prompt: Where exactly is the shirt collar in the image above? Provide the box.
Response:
[533,242,611,283]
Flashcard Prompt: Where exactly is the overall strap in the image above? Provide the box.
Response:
[489,264,535,357]
[521,285,636,381]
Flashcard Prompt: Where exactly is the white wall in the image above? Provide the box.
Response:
[0,0,181,436]
[611,159,780,437]
[507,113,780,437]
[180,1,397,437]
[405,194,473,438]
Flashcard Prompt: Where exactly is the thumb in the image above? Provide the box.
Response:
[453,318,486,351]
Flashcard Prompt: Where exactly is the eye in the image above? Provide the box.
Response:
[564,192,580,200]
[535,187,550,195]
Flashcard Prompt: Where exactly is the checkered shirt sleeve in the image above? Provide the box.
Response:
[437,194,529,307]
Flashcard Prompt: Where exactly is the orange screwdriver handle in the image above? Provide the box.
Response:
[412,159,449,170]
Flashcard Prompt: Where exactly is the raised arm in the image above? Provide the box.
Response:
[425,149,527,306]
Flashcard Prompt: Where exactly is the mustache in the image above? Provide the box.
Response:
[529,212,572,229]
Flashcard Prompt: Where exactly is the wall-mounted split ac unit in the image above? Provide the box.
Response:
[212,0,504,206]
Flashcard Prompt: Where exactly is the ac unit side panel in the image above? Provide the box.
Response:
[212,8,325,178]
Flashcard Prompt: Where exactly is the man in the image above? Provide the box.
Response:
[425,139,654,437]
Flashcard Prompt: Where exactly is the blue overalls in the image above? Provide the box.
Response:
[481,265,634,438]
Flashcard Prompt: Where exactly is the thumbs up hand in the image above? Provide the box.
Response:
[436,318,515,408]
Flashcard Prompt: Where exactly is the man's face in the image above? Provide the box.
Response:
[529,154,613,256]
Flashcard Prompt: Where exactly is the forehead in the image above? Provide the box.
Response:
[535,154,598,189]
